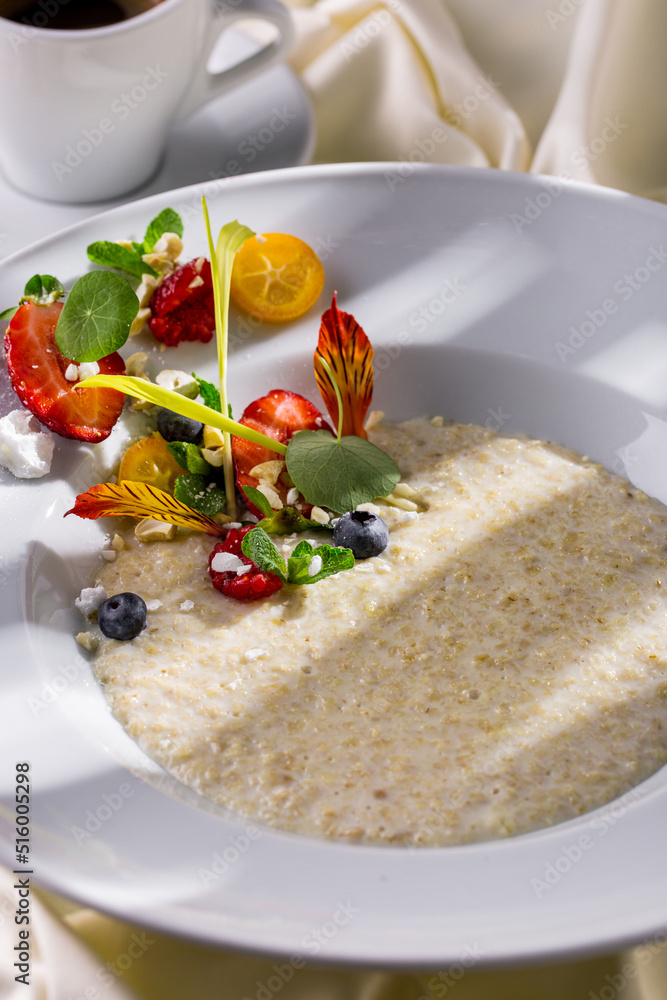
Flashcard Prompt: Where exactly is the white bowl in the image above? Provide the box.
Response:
[2,164,667,967]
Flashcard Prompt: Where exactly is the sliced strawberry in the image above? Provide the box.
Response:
[232,389,332,517]
[149,258,215,347]
[4,300,126,443]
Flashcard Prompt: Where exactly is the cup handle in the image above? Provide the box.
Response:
[175,0,295,123]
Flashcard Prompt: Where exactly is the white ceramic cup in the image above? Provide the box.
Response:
[0,0,294,202]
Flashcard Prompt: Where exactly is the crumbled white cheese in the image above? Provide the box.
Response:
[307,554,323,577]
[101,550,116,562]
[286,487,299,505]
[75,586,107,615]
[244,648,269,661]
[225,522,242,531]
[0,410,54,479]
[64,361,100,382]
[211,551,244,574]
[145,599,163,612]
[180,600,195,612]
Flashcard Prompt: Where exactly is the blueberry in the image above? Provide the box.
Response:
[157,408,203,444]
[98,592,147,641]
[332,510,389,559]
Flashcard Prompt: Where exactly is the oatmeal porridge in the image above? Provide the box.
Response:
[93,418,667,847]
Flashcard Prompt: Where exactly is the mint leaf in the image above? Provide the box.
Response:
[287,539,354,585]
[286,430,400,514]
[143,208,183,251]
[87,240,157,279]
[241,527,288,581]
[193,374,221,413]
[23,274,43,299]
[257,507,333,535]
[167,441,211,475]
[55,270,140,362]
[241,485,274,518]
[174,474,225,516]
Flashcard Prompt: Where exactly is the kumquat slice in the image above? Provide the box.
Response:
[117,436,183,494]
[230,233,325,323]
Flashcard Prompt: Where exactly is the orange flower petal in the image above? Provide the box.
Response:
[314,294,374,439]
[64,481,225,536]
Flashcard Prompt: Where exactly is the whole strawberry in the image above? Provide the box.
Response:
[209,526,283,600]
[149,258,215,346]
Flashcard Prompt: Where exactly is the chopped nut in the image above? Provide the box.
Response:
[115,240,134,252]
[155,369,199,398]
[201,446,225,467]
[188,275,205,290]
[129,306,152,338]
[101,550,117,562]
[365,410,385,433]
[75,631,99,652]
[135,273,159,308]
[256,482,283,509]
[111,533,127,552]
[134,518,177,542]
[310,506,330,524]
[382,495,420,512]
[152,232,183,261]
[393,482,417,499]
[248,460,285,485]
[213,511,233,526]
[430,415,444,427]
[125,352,149,378]
[203,425,225,449]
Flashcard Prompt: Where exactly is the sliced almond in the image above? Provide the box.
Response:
[203,425,225,449]
[201,446,225,467]
[134,518,177,542]
[248,460,285,485]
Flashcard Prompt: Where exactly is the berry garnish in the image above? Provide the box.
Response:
[230,233,325,323]
[4,300,125,442]
[156,409,203,444]
[232,389,331,516]
[209,526,283,600]
[149,258,215,347]
[117,436,184,493]
[98,592,147,640]
[332,510,389,559]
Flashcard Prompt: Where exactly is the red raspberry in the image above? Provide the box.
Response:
[208,527,284,601]
[149,258,215,347]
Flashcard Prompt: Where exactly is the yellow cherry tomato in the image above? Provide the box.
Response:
[117,436,183,493]
[230,233,325,323]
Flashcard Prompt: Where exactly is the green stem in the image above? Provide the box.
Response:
[81,375,287,455]
[202,197,237,518]
[317,356,344,444]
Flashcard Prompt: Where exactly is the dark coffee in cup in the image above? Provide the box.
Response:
[0,0,163,30]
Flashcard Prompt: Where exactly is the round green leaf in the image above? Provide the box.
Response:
[285,430,400,514]
[55,271,140,362]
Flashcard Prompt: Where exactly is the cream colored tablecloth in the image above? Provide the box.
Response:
[6,0,667,996]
